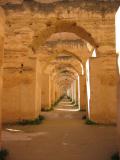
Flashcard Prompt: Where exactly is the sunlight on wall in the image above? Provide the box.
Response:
[115,7,120,155]
[92,49,97,57]
[115,7,120,74]
[78,76,80,110]
[116,7,120,53]
[81,64,84,75]
[86,60,90,119]
[73,80,76,103]
[71,83,74,102]
[67,88,71,98]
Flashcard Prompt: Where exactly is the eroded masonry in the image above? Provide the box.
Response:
[0,0,120,157]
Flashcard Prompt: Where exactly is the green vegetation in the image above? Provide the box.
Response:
[85,118,97,125]
[16,115,45,125]
[111,153,119,160]
[0,149,8,160]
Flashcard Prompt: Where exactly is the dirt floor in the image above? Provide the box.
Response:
[2,98,118,160]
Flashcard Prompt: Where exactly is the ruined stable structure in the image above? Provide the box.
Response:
[0,0,120,158]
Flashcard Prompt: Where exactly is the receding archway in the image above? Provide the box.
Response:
[32,20,98,51]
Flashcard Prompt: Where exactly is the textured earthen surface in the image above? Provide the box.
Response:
[2,99,118,160]
[89,56,118,124]
[0,0,118,156]
[0,0,118,123]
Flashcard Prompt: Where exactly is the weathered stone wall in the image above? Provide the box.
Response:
[0,0,119,149]
[35,59,41,116]
[115,6,120,155]
[89,56,118,124]
[55,84,61,102]
[51,80,56,106]
[41,74,51,109]
[2,0,118,60]
[0,7,5,148]
[73,80,76,103]
[80,75,87,111]
[2,58,40,123]
[75,79,78,105]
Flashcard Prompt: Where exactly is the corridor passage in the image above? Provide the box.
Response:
[2,98,118,160]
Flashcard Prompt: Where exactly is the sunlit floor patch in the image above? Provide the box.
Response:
[6,128,23,133]
[2,131,48,141]
[2,98,117,160]
[55,98,80,111]
[55,108,80,112]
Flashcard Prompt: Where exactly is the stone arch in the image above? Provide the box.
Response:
[43,49,83,73]
[48,49,82,63]
[53,70,77,82]
[45,62,82,76]
[32,20,98,50]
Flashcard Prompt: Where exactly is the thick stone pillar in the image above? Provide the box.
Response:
[86,60,90,117]
[2,58,41,123]
[78,76,80,109]
[35,60,42,114]
[74,79,79,106]
[71,83,74,102]
[67,89,70,97]
[67,87,72,100]
[73,80,76,103]
[55,84,60,102]
[41,73,51,109]
[0,7,5,147]
[69,87,72,99]
[51,80,55,106]
[115,7,120,154]
[88,55,118,124]
[55,84,57,103]
[75,79,78,105]
[118,75,120,154]
[79,75,87,111]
